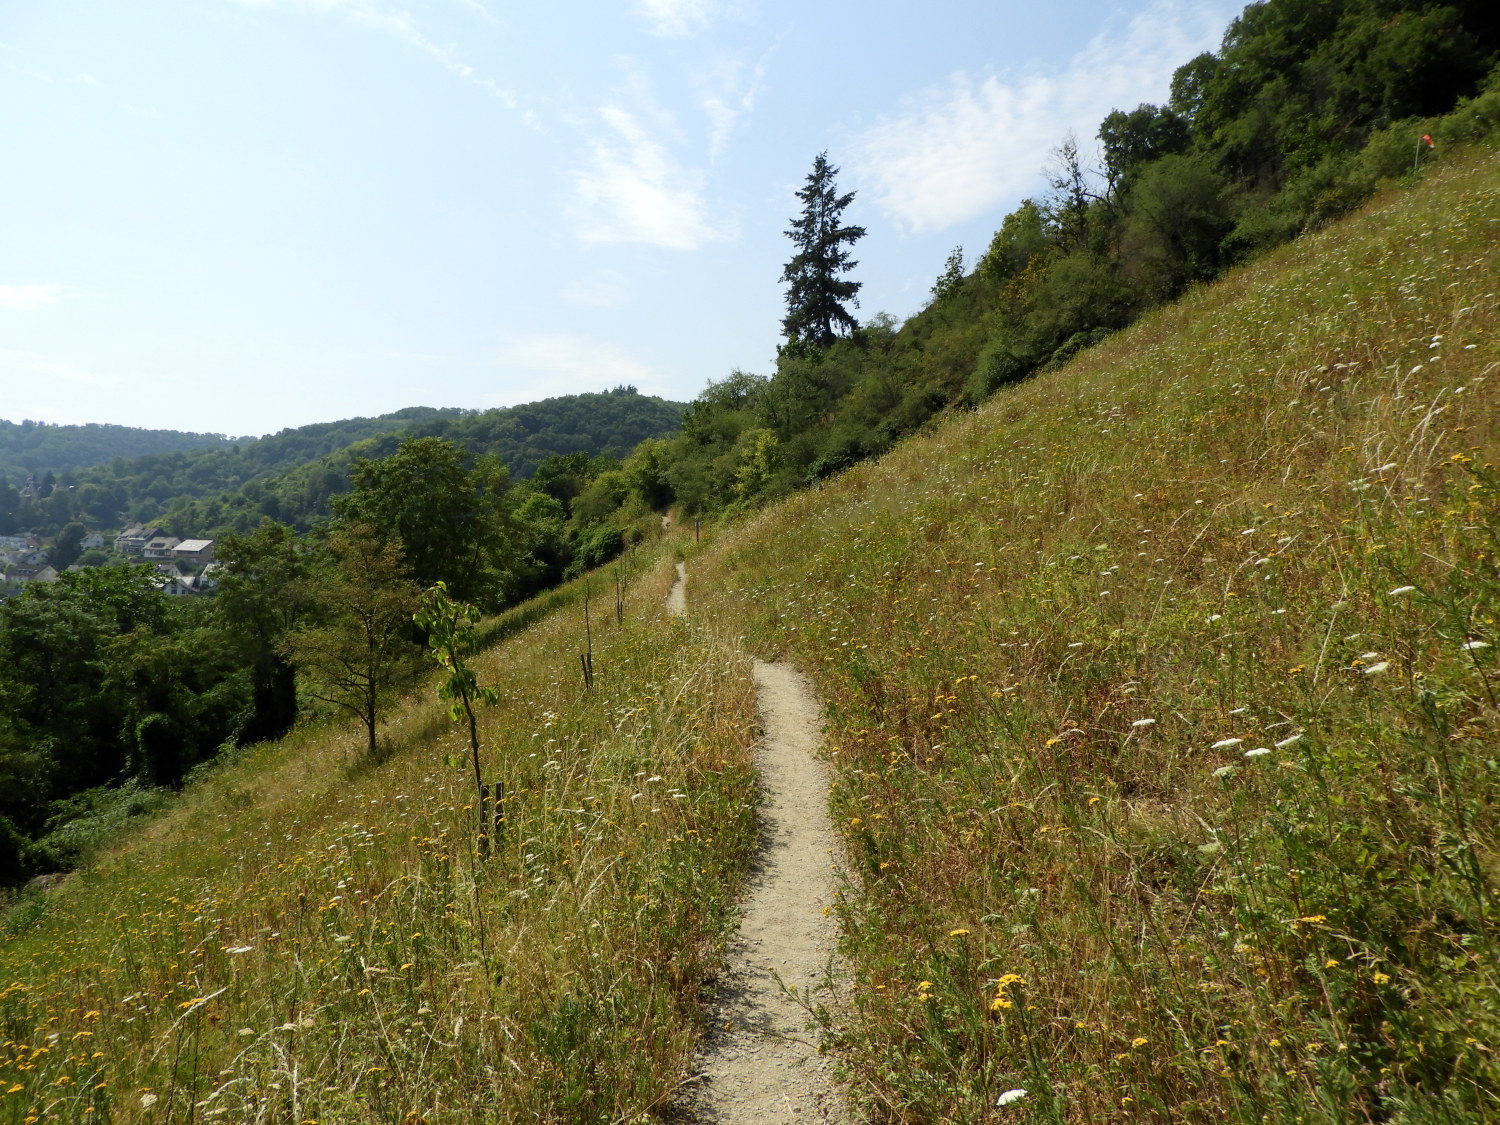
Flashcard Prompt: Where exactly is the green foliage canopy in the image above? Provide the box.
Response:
[334,436,521,610]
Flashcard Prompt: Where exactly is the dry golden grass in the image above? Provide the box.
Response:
[1,550,764,1124]
[693,148,1500,1123]
[6,146,1500,1125]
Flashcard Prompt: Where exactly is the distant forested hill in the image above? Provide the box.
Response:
[0,419,238,484]
[0,389,683,537]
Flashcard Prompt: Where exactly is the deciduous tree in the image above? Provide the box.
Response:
[282,522,421,761]
[216,520,317,743]
[334,436,520,610]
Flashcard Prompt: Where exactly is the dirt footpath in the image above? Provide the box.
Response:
[685,659,851,1124]
[667,561,688,617]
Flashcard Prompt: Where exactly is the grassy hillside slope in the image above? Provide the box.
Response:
[0,555,761,1123]
[4,148,1498,1125]
[693,149,1500,1122]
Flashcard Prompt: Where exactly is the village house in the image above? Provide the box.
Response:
[0,539,48,569]
[143,535,182,560]
[171,538,215,566]
[3,562,59,587]
[158,574,191,597]
[115,524,166,555]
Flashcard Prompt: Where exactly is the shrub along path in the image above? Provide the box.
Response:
[669,563,851,1123]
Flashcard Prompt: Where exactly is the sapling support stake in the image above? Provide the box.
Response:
[581,579,595,688]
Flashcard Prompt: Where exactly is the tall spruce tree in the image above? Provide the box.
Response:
[780,152,865,350]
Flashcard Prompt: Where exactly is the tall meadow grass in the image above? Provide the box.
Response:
[1,550,761,1124]
[693,149,1500,1122]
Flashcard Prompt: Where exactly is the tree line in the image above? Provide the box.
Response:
[0,434,659,883]
[0,389,681,542]
[0,419,236,486]
[599,0,1500,518]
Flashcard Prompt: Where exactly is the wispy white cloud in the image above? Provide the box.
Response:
[0,348,117,390]
[573,103,728,249]
[449,0,498,25]
[695,47,768,161]
[562,269,630,308]
[230,0,519,108]
[848,0,1237,234]
[7,65,99,85]
[0,284,64,312]
[487,335,659,402]
[633,0,717,38]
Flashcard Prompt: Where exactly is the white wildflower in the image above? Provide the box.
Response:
[1274,734,1302,749]
[996,1089,1028,1107]
[1363,661,1391,675]
[1212,765,1236,778]
[1244,747,1272,758]
[1461,640,1490,652]
[1211,738,1244,749]
[1131,718,1156,728]
[1388,585,1416,596]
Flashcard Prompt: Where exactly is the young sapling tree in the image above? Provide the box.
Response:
[415,582,503,854]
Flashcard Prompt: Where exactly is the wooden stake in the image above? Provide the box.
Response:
[478,782,492,858]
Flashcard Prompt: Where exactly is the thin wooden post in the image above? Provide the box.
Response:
[478,782,492,858]
[582,580,595,687]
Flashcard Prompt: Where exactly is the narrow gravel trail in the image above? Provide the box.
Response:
[666,560,688,617]
[666,563,851,1123]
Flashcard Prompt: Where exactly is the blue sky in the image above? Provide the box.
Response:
[1,0,1241,437]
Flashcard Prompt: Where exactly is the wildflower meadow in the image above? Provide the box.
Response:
[4,145,1500,1125]
[693,147,1500,1123]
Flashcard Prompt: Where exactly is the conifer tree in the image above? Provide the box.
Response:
[780,152,865,350]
